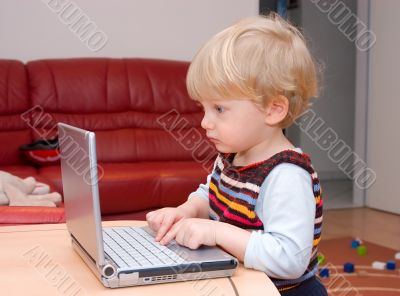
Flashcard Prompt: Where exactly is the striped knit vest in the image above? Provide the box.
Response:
[208,150,323,292]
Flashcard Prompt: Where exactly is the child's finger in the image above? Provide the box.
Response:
[155,214,176,241]
[145,212,154,225]
[160,219,182,245]
[146,211,162,231]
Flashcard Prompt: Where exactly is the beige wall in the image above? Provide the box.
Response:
[0,0,258,62]
[366,0,400,214]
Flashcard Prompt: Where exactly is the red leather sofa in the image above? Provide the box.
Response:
[0,58,215,225]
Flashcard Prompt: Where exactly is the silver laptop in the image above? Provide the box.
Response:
[58,123,238,288]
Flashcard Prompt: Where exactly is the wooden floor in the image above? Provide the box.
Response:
[323,207,400,250]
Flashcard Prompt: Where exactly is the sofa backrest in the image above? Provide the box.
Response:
[26,58,212,163]
[0,60,31,166]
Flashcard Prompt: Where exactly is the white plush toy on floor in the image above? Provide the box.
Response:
[0,171,62,207]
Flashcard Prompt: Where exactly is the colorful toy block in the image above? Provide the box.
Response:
[372,261,385,270]
[386,261,396,270]
[343,262,354,273]
[317,254,326,265]
[351,239,360,249]
[354,237,363,245]
[356,245,367,256]
[319,268,330,278]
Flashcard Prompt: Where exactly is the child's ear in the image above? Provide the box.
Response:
[264,95,289,126]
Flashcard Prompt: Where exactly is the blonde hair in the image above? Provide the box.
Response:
[186,13,319,128]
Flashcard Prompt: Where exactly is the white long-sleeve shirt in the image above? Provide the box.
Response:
[188,149,316,279]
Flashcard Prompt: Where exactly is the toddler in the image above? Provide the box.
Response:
[147,13,326,295]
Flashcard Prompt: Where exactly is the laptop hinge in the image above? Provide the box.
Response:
[71,236,118,282]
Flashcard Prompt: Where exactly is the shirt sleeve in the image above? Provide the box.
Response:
[244,163,316,279]
[187,157,218,202]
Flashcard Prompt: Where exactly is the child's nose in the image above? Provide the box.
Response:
[201,114,214,130]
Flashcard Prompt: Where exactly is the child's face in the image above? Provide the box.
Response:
[199,99,269,154]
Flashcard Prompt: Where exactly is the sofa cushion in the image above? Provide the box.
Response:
[38,160,212,215]
[0,206,65,225]
[0,166,38,178]
[0,60,32,166]
[102,209,151,222]
[26,58,211,163]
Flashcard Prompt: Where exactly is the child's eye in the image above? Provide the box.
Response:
[214,105,225,113]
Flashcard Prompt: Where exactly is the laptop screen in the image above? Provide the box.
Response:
[58,123,106,266]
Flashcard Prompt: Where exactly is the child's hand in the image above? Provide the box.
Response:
[146,207,188,242]
[160,218,218,249]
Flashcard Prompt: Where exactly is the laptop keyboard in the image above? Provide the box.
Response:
[103,227,187,268]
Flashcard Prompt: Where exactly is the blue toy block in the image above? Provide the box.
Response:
[387,261,396,270]
[343,262,355,273]
[319,268,330,278]
[351,240,360,249]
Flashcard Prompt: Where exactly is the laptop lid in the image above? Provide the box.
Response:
[58,123,106,266]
